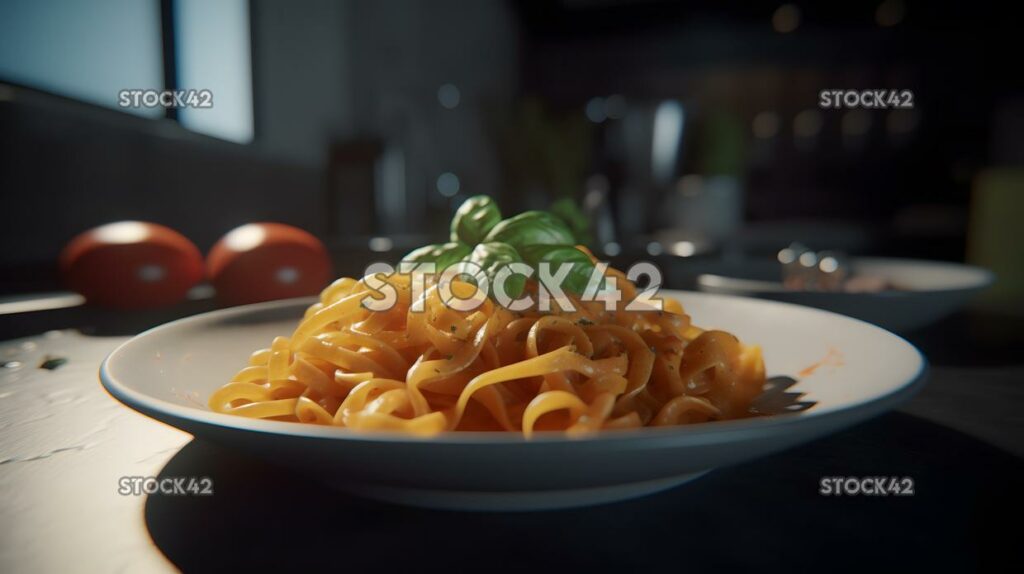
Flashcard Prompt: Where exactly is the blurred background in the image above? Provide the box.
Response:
[0,0,1021,331]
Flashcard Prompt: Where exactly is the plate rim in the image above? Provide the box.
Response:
[99,290,928,446]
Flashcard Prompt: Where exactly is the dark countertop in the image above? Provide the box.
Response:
[0,307,1021,572]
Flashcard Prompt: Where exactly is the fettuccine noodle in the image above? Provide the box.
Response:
[209,270,766,437]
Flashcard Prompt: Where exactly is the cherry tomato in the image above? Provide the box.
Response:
[59,221,204,309]
[207,223,332,306]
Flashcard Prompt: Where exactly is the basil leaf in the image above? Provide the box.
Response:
[484,211,575,250]
[450,195,502,245]
[467,242,526,299]
[401,242,472,272]
[519,244,597,295]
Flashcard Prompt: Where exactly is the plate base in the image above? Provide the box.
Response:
[338,470,711,511]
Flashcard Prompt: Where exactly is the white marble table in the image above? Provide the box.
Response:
[0,331,186,572]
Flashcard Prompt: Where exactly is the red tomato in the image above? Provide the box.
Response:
[59,221,204,309]
[207,223,332,306]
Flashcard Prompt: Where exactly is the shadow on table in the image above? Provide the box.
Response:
[903,310,1024,367]
[145,412,1022,572]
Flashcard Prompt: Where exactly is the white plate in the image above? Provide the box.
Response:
[697,257,993,332]
[100,291,926,511]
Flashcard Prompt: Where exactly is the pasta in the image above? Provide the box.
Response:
[209,269,766,437]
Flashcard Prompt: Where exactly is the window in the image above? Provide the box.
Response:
[0,0,254,142]
[0,0,164,118]
[174,0,253,142]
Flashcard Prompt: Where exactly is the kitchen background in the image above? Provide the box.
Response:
[0,0,1020,315]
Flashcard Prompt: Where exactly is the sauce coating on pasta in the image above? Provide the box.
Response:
[209,271,765,436]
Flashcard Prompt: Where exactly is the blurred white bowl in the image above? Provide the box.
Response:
[697,257,994,333]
